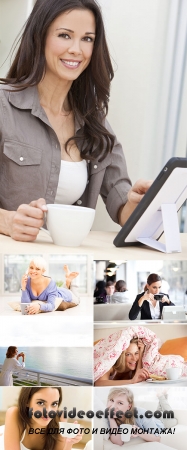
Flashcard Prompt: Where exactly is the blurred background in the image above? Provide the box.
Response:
[94,259,187,306]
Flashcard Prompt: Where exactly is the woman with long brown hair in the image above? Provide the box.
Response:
[0,347,25,386]
[4,387,82,450]
[0,0,150,242]
[129,273,174,320]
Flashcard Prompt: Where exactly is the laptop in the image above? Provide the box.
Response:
[162,305,186,321]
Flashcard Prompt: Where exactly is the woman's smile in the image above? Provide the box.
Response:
[60,59,82,69]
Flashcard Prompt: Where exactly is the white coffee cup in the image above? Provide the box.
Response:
[46,204,95,247]
[21,303,30,315]
[59,422,80,438]
[166,367,182,380]
[119,424,132,442]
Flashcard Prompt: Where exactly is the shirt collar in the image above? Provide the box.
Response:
[8,84,84,131]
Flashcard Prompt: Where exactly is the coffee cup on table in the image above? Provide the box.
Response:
[46,204,95,247]
[59,422,80,438]
[119,424,132,442]
[166,367,182,380]
[21,303,29,315]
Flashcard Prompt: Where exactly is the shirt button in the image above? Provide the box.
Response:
[94,164,97,169]
[50,190,54,195]
[19,156,24,162]
[77,200,82,205]
[56,144,58,149]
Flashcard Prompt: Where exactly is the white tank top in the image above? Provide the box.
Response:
[55,159,87,205]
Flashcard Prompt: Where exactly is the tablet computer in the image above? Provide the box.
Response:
[113,157,187,252]
[162,306,186,321]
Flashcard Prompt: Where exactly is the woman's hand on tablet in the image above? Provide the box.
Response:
[118,179,152,226]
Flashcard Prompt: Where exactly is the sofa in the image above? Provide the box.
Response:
[93,399,187,450]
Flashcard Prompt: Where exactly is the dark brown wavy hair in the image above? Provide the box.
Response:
[18,387,63,450]
[6,346,17,358]
[0,0,115,161]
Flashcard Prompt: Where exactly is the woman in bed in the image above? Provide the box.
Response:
[129,273,174,320]
[0,346,25,386]
[95,338,150,386]
[4,386,82,450]
[21,257,80,314]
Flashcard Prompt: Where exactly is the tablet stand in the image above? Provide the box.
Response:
[137,203,181,253]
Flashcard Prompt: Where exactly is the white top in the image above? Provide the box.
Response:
[0,426,29,450]
[148,299,161,319]
[20,429,30,450]
[55,159,87,205]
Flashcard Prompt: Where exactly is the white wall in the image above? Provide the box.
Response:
[0,0,35,77]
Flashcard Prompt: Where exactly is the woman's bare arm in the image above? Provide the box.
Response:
[95,368,150,386]
[4,407,22,450]
[95,369,134,386]
[108,418,123,446]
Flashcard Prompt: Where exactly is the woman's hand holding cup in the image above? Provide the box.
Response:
[161,295,170,304]
[6,198,47,242]
[138,292,154,307]
[27,303,40,315]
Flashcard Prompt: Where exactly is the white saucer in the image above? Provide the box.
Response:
[146,377,187,384]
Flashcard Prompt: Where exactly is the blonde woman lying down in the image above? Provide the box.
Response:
[21,258,80,314]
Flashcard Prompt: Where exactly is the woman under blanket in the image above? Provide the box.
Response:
[94,325,187,385]
[21,257,80,314]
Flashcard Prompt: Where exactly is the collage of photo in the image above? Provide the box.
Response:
[0,0,187,450]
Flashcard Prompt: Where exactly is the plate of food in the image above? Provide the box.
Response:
[146,374,187,383]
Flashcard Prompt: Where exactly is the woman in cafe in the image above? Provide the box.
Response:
[129,273,174,320]
[0,0,151,242]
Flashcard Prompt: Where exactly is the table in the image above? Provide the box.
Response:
[1,230,187,259]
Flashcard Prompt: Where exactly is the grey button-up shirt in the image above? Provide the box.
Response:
[0,84,131,223]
